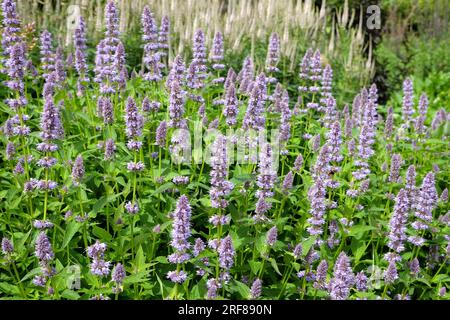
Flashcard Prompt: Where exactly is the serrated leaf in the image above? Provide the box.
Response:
[249,260,262,275]
[269,258,282,276]
[232,280,250,299]
[135,246,146,272]
[302,236,317,257]
[92,226,112,242]
[61,221,81,249]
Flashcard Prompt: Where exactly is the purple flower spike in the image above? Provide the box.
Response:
[266,32,280,73]
[402,78,414,126]
[72,155,85,186]
[250,279,262,299]
[155,120,167,146]
[210,31,225,71]
[35,232,54,262]
[112,263,126,284]
[328,252,354,300]
[142,6,162,82]
[210,135,233,209]
[170,195,192,252]
[218,235,235,270]
[387,188,409,255]
[2,237,14,254]
[1,0,22,58]
[266,226,278,247]
[158,16,170,52]
[223,83,238,126]
[124,97,144,140]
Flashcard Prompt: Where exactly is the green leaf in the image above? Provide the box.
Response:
[431,274,450,283]
[61,221,81,249]
[151,182,173,196]
[269,258,282,276]
[135,246,146,272]
[92,226,112,242]
[302,236,317,257]
[249,260,262,275]
[61,289,81,300]
[123,270,149,284]
[92,196,108,214]
[232,280,250,299]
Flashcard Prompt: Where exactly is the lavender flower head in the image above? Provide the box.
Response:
[141,5,162,82]
[328,252,355,300]
[266,226,278,247]
[155,120,167,146]
[35,232,54,262]
[413,172,438,224]
[210,31,225,71]
[266,32,280,73]
[158,15,170,52]
[40,98,64,142]
[105,0,119,39]
[387,188,409,256]
[402,78,414,125]
[210,134,234,209]
[71,155,85,186]
[112,263,126,284]
[223,83,238,126]
[250,279,262,299]
[124,97,144,143]
[170,195,192,252]
[388,154,403,183]
[217,235,235,270]
[1,0,21,57]
[168,81,187,129]
[40,30,55,79]
[1,237,14,255]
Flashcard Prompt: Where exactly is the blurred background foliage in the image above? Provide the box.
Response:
[4,0,450,112]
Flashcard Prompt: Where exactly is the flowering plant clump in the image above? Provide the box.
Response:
[0,0,448,301]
